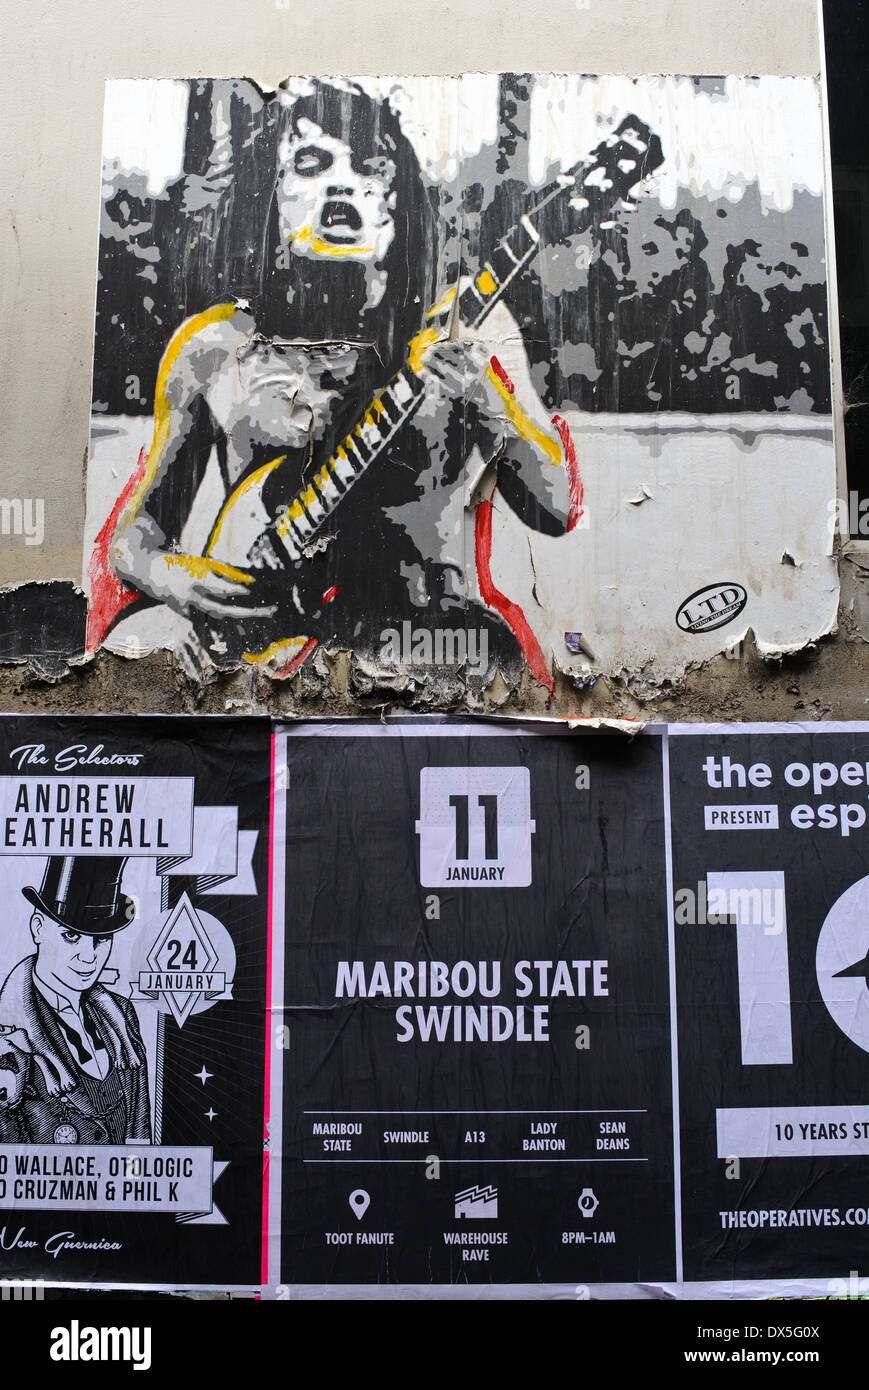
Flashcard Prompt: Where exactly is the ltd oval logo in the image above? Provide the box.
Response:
[676,582,747,633]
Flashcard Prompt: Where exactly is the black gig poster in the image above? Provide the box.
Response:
[272,721,676,1288]
[0,717,270,1288]
[669,724,869,1283]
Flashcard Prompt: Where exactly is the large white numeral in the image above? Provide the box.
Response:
[706,871,792,1066]
[416,767,535,887]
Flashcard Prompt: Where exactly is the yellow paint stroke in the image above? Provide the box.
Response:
[314,463,333,492]
[486,366,562,467]
[276,498,307,541]
[205,456,285,559]
[165,554,253,585]
[476,269,497,296]
[290,226,373,258]
[407,327,441,375]
[124,302,238,526]
[426,286,457,319]
[243,636,309,665]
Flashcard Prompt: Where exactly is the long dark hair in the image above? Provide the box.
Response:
[253,81,437,385]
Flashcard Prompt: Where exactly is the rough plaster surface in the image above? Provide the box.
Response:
[0,572,865,724]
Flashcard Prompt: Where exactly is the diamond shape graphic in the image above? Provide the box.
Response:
[146,892,219,1027]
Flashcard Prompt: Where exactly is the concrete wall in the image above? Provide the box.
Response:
[4,0,859,724]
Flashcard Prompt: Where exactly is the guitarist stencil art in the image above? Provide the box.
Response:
[85,76,838,689]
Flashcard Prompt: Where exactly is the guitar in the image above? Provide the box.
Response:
[192,115,664,670]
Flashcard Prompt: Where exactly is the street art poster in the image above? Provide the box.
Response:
[3,716,869,1294]
[270,722,677,1286]
[669,724,869,1285]
[84,75,837,696]
[0,717,270,1287]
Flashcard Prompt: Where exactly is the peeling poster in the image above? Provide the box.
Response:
[84,76,837,693]
[670,723,869,1284]
[270,721,677,1286]
[268,718,869,1296]
[0,717,270,1288]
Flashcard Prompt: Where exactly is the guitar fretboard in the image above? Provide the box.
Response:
[272,363,427,558]
[268,117,660,563]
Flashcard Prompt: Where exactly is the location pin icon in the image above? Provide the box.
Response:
[349,1189,370,1222]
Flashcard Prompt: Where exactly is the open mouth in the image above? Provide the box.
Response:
[319,200,363,244]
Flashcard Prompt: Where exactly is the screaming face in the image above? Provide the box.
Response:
[277,118,397,266]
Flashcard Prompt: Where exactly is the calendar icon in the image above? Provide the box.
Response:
[415,766,536,887]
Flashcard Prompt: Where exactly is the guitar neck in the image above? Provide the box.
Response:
[269,205,546,562]
[269,116,660,563]
[271,362,428,559]
[457,119,658,330]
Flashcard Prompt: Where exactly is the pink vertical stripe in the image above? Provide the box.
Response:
[261,730,276,1286]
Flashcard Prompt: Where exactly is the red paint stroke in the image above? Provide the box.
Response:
[322,585,342,605]
[551,413,584,531]
[489,356,584,534]
[85,448,149,654]
[272,636,318,681]
[475,496,553,695]
[488,354,514,394]
[87,453,324,688]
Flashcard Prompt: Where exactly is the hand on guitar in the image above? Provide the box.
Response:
[417,304,572,528]
[149,552,278,622]
[421,337,492,406]
[416,303,544,437]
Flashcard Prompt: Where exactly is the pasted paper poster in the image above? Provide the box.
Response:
[84,76,836,696]
[670,724,869,1284]
[270,722,676,1285]
[0,717,270,1288]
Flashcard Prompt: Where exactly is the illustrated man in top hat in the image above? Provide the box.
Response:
[0,856,151,1145]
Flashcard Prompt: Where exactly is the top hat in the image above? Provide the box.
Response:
[22,857,135,936]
